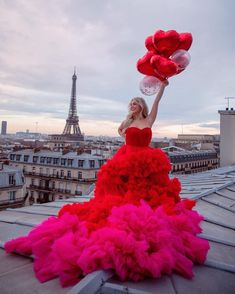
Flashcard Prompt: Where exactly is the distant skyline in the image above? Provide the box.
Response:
[0,0,235,138]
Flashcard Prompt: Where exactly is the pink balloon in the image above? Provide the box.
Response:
[139,76,162,96]
[170,49,191,70]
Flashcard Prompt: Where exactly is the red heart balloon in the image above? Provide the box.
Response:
[177,33,193,51]
[145,35,157,52]
[153,30,180,57]
[151,55,178,78]
[137,51,157,77]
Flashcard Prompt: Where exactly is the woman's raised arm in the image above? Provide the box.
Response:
[146,80,168,127]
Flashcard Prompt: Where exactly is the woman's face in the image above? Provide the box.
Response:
[130,100,142,115]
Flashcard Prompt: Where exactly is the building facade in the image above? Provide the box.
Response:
[163,147,219,174]
[8,149,105,204]
[0,162,26,210]
[218,108,235,166]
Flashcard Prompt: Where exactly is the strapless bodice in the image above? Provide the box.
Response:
[126,127,152,147]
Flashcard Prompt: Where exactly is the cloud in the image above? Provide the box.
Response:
[0,0,235,136]
[199,123,220,129]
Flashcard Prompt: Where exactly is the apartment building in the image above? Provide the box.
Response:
[9,149,105,204]
[163,147,219,174]
[0,162,26,210]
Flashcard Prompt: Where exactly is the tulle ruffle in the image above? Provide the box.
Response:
[5,200,209,287]
[95,146,181,206]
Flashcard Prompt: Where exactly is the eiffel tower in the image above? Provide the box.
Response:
[62,69,84,141]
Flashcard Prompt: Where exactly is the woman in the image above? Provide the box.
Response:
[5,82,209,287]
[118,80,168,136]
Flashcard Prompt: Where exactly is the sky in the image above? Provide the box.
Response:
[0,0,235,138]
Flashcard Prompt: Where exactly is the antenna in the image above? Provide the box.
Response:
[225,97,235,109]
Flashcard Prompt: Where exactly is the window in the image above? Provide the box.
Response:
[78,160,84,167]
[39,167,43,175]
[61,158,66,166]
[53,158,59,165]
[32,167,36,174]
[67,170,71,178]
[78,171,82,179]
[89,160,95,168]
[60,170,64,177]
[33,156,38,163]
[10,154,15,160]
[68,159,73,166]
[47,157,52,164]
[24,155,29,162]
[9,174,15,185]
[98,159,104,168]
[16,155,21,161]
[9,191,16,201]
[40,157,45,163]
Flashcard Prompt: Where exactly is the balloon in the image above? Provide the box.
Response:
[137,30,193,85]
[139,76,162,96]
[153,30,180,57]
[151,55,178,78]
[170,49,191,71]
[137,51,156,77]
[178,33,193,51]
[145,35,156,52]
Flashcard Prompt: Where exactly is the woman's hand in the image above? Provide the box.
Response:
[162,79,169,87]
[147,78,168,126]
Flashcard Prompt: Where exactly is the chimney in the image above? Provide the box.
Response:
[218,108,235,167]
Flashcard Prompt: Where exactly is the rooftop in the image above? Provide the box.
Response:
[0,166,235,293]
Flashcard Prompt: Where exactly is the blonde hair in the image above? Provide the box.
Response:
[119,97,149,136]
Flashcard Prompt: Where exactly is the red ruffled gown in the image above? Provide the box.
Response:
[5,127,209,287]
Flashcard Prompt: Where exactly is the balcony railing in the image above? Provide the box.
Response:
[56,188,71,194]
[29,185,73,195]
[24,171,96,183]
[0,184,23,191]
[29,184,54,192]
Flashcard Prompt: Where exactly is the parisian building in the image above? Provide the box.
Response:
[0,162,26,210]
[8,149,105,205]
[163,147,219,174]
